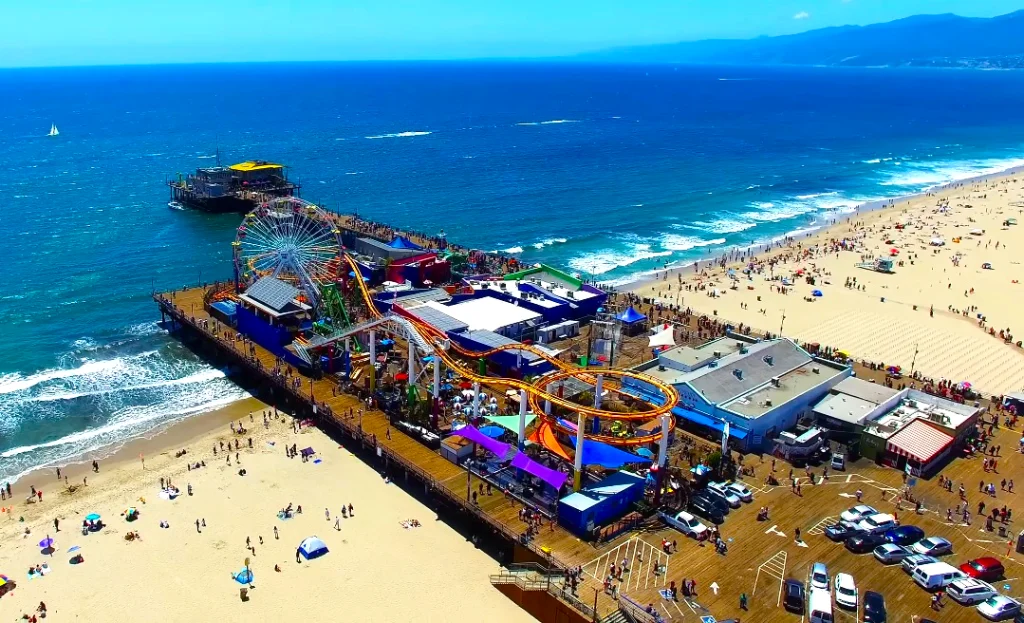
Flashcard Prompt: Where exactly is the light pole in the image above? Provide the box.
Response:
[910,343,919,377]
[780,309,786,336]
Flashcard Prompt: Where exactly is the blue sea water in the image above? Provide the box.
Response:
[2,62,1024,482]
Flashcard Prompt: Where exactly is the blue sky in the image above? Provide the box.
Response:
[0,0,1020,67]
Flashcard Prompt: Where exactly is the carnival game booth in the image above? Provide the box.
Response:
[615,306,648,337]
[385,253,452,287]
[558,471,646,538]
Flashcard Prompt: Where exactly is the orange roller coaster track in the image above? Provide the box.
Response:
[343,255,679,447]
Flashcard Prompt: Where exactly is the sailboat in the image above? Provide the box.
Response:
[48,123,59,137]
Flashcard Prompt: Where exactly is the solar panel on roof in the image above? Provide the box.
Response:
[245,277,300,312]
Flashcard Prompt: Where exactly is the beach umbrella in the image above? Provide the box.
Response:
[459,381,473,390]
[85,513,101,522]
[461,389,475,399]
[68,546,81,553]
[812,290,823,297]
[38,537,54,549]
[452,396,462,403]
[635,448,655,459]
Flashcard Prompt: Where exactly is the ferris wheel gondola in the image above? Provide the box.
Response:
[232,197,342,310]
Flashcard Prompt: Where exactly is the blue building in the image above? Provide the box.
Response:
[623,334,851,452]
[558,470,646,537]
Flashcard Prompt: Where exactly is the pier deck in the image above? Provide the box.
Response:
[157,285,1023,623]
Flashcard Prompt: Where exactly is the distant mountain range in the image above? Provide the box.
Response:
[581,11,1024,69]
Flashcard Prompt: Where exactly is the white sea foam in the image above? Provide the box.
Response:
[365,131,432,139]
[516,119,580,126]
[659,235,726,252]
[0,358,133,395]
[879,156,1024,190]
[568,244,673,276]
[681,219,757,234]
[503,246,524,254]
[28,368,227,403]
[531,238,568,250]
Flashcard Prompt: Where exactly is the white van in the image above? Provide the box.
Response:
[912,561,966,590]
[808,587,834,623]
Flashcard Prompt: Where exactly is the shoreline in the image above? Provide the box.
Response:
[620,163,1024,293]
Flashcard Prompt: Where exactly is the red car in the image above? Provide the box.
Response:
[960,557,1005,581]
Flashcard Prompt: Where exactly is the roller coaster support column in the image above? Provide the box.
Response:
[431,355,441,427]
[518,389,528,450]
[653,412,671,506]
[472,382,481,417]
[544,384,552,416]
[407,339,415,383]
[592,374,604,434]
[573,411,586,492]
[368,330,376,392]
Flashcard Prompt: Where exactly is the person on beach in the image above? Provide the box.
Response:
[53,518,59,532]
[195,519,201,534]
[274,526,279,540]
[296,547,302,563]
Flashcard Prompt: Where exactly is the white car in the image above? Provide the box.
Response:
[840,504,878,524]
[834,573,858,609]
[725,481,753,502]
[977,595,1022,620]
[856,512,898,534]
[663,511,708,538]
[706,482,742,508]
[947,578,997,605]
[810,562,829,591]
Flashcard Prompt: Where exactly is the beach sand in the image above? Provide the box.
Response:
[0,399,532,622]
[628,170,1024,396]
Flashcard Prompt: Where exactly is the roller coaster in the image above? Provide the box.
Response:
[342,255,680,449]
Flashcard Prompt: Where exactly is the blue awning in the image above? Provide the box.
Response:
[615,306,647,324]
[568,436,651,468]
[672,407,748,440]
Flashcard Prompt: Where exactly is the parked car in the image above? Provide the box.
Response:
[782,578,805,613]
[977,595,1022,621]
[661,510,708,538]
[863,590,886,623]
[705,483,742,508]
[846,532,887,554]
[840,505,878,524]
[902,554,937,575]
[856,513,898,534]
[947,578,998,605]
[834,573,858,609]
[688,496,725,525]
[830,452,846,471]
[912,536,953,557]
[724,481,753,502]
[692,491,730,515]
[883,525,925,546]
[825,523,864,542]
[873,543,910,564]
[912,562,966,590]
[961,557,1006,581]
[810,562,829,591]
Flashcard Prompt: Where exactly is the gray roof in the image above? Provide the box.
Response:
[460,330,540,362]
[725,362,848,418]
[688,340,811,405]
[832,377,901,405]
[813,393,880,425]
[385,288,451,307]
[407,304,469,334]
[245,277,300,312]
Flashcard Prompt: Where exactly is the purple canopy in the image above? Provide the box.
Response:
[449,424,512,458]
[511,452,569,491]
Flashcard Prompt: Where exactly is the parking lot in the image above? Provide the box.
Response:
[602,421,1024,622]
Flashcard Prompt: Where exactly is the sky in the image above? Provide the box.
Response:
[0,0,1021,67]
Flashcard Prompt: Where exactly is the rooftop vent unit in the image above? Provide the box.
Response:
[708,360,718,368]
[713,351,722,359]
[566,291,575,299]
[481,283,489,289]
[771,377,781,387]
[764,399,773,407]
[499,282,507,289]
[733,369,744,380]
[764,355,774,366]
[812,367,820,374]
[739,346,749,354]
[658,365,667,372]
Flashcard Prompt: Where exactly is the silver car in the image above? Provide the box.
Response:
[947,578,997,605]
[873,543,910,564]
[810,562,829,591]
[912,536,953,557]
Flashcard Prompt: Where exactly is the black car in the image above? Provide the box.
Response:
[692,491,730,516]
[863,590,886,622]
[883,525,925,546]
[688,497,725,524]
[846,532,887,553]
[783,578,805,613]
[825,522,863,542]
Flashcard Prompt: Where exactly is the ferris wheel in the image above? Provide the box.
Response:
[232,197,342,310]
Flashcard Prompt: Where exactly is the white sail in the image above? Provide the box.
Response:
[49,124,59,136]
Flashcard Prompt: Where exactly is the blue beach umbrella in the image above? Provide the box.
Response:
[68,546,81,553]
[86,513,101,522]
[233,568,254,584]
[812,290,823,297]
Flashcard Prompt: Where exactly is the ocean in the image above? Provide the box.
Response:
[2,62,1024,483]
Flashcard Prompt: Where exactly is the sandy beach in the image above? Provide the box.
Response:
[0,398,532,623]
[628,169,1024,397]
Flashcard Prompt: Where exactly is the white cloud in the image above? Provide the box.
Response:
[794,11,810,19]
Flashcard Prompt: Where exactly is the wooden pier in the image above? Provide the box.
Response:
[157,284,1023,623]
